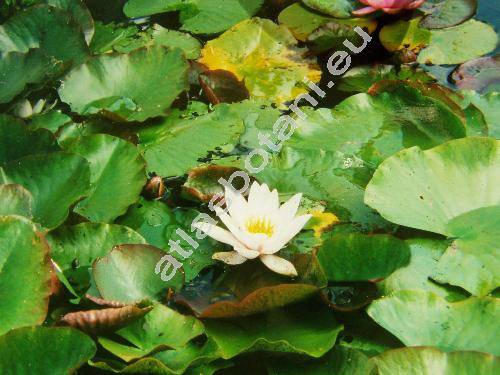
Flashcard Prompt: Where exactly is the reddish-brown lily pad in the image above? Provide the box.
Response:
[174,261,320,318]
[451,55,500,94]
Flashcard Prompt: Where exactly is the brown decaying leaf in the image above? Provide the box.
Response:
[143,175,165,199]
[199,70,250,105]
[84,294,128,308]
[59,305,152,334]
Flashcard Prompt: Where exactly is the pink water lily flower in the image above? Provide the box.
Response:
[353,0,426,16]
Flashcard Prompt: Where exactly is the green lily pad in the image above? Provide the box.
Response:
[64,134,146,222]
[0,4,89,103]
[380,18,431,53]
[417,19,498,65]
[0,184,32,218]
[98,303,204,361]
[94,338,220,374]
[0,152,90,229]
[365,137,500,236]
[151,25,201,59]
[44,0,95,44]
[205,302,343,359]
[259,86,465,231]
[373,346,499,375]
[420,0,478,29]
[124,0,264,35]
[198,17,321,104]
[0,114,58,165]
[302,0,357,18]
[0,216,51,335]
[140,103,245,177]
[29,110,72,133]
[118,200,217,282]
[339,65,435,93]
[367,290,500,355]
[90,21,139,54]
[379,238,467,301]
[48,222,146,294]
[317,233,410,281]
[267,346,374,375]
[93,244,184,303]
[278,3,377,42]
[0,327,95,373]
[460,91,500,138]
[432,206,500,296]
[59,47,189,122]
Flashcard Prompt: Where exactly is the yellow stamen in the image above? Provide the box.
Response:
[245,217,274,237]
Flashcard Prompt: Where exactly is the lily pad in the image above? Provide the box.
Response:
[93,244,184,303]
[373,346,499,375]
[452,55,500,94]
[379,238,467,301]
[204,302,342,359]
[417,19,498,65]
[99,303,204,361]
[302,0,357,18]
[118,201,218,282]
[140,103,245,177]
[59,47,189,122]
[175,263,320,318]
[432,206,500,296]
[317,233,410,281]
[0,184,32,217]
[198,18,321,104]
[0,216,51,335]
[267,346,374,375]
[0,4,89,103]
[367,290,500,355]
[459,91,500,138]
[44,0,95,44]
[64,134,146,222]
[365,137,500,235]
[339,65,435,93]
[380,18,431,53]
[0,114,58,165]
[420,0,478,29]
[0,152,90,229]
[0,326,96,374]
[259,86,465,231]
[278,3,377,42]
[124,0,264,35]
[95,338,220,374]
[183,165,244,202]
[48,222,146,293]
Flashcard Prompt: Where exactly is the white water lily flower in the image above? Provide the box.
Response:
[194,182,312,276]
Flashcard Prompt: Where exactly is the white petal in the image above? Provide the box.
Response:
[260,255,298,276]
[192,222,242,248]
[225,185,249,227]
[247,181,262,207]
[213,251,247,265]
[248,182,280,216]
[214,206,260,250]
[234,245,260,259]
[278,193,302,221]
[261,214,312,254]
